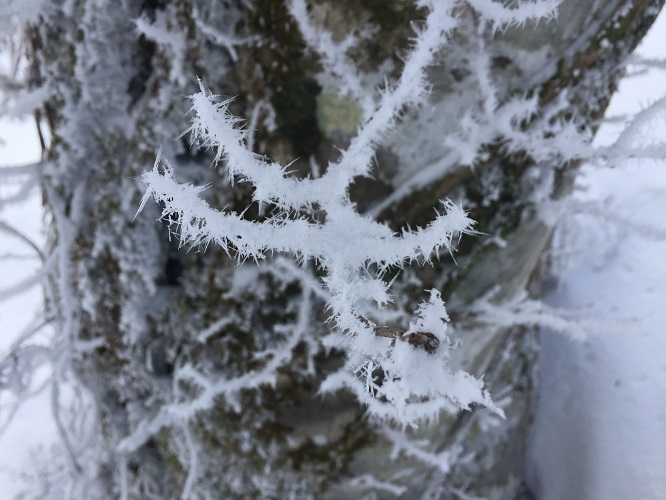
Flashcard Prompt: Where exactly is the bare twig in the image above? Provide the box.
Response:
[361,316,441,354]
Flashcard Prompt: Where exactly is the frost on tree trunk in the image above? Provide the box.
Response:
[20,0,663,498]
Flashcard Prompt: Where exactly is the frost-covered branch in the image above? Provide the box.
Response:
[0,162,41,180]
[603,93,666,159]
[0,173,39,209]
[192,8,252,63]
[120,285,316,452]
[327,1,457,197]
[0,219,45,261]
[384,426,461,474]
[466,290,590,340]
[134,13,187,86]
[344,474,407,497]
[141,159,472,268]
[138,2,508,427]
[140,149,493,424]
[287,0,374,116]
[467,0,560,29]
[182,1,460,211]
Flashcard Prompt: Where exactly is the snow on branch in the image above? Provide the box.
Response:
[384,426,461,474]
[286,0,374,116]
[603,93,666,159]
[0,162,41,180]
[120,286,316,452]
[137,2,507,427]
[180,84,322,210]
[139,149,493,424]
[329,2,457,193]
[141,157,472,269]
[191,8,252,63]
[134,13,187,86]
[466,290,590,340]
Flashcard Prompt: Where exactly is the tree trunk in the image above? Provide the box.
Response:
[27,0,663,498]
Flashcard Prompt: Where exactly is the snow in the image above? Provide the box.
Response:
[527,13,666,498]
[528,164,666,499]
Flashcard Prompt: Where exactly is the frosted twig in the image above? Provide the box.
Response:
[139,1,498,426]
[325,2,457,203]
[119,288,314,452]
[192,8,253,62]
[50,377,82,474]
[383,427,459,474]
[287,0,373,116]
[0,161,41,179]
[345,474,407,497]
[180,425,198,500]
[140,162,473,270]
[0,174,39,209]
[467,290,590,340]
[0,219,45,261]
[0,268,47,302]
[466,0,560,29]
[245,98,271,154]
[605,93,666,156]
[134,13,187,86]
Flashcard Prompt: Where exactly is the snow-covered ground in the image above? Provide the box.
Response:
[527,15,666,500]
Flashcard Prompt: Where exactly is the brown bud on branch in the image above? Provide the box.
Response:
[360,317,440,354]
